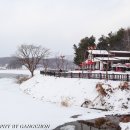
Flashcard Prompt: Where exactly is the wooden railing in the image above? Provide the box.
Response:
[40,71,130,81]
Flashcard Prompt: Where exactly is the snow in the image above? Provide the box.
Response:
[20,75,101,106]
[120,122,130,130]
[115,57,130,60]
[88,50,109,55]
[20,74,130,112]
[94,57,118,61]
[88,50,130,54]
[110,51,130,54]
[88,50,130,55]
[0,70,107,130]
[89,83,130,111]
[1,70,130,130]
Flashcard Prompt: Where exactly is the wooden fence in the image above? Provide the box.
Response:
[40,71,130,81]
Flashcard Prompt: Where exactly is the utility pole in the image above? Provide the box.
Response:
[60,55,65,71]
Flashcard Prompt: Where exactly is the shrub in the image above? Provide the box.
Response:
[96,83,107,96]
[95,118,107,127]
[120,115,130,123]
[119,81,129,90]
[60,97,70,107]
[16,76,30,84]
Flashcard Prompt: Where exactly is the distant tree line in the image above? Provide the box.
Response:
[73,28,130,66]
[7,44,75,77]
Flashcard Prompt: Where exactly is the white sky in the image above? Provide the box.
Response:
[0,0,130,57]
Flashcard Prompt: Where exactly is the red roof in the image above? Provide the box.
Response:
[85,60,95,65]
[80,60,95,66]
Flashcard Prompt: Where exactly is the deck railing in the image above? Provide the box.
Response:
[40,71,130,81]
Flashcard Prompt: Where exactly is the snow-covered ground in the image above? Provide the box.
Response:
[0,70,107,130]
[120,122,130,130]
[20,74,130,111]
[20,74,120,107]
[0,69,130,130]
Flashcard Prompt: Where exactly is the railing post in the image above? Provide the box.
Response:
[71,72,73,78]
[127,74,129,81]
[100,73,102,80]
[59,72,61,78]
[87,73,89,79]
[88,73,90,79]
[112,73,115,80]
[79,73,81,78]
[82,73,84,78]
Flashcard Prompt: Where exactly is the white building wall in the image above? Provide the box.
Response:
[100,61,103,70]
[95,62,99,70]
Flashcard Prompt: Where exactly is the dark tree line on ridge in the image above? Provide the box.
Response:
[73,28,130,66]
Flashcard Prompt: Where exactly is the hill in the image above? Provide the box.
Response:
[0,56,75,70]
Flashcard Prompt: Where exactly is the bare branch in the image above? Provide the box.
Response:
[15,44,49,77]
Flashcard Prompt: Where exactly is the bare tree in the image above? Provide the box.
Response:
[55,56,62,70]
[64,60,69,70]
[54,54,65,70]
[16,44,49,77]
[42,58,50,74]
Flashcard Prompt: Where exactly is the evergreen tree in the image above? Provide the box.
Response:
[96,35,109,50]
[97,28,125,50]
[73,36,96,66]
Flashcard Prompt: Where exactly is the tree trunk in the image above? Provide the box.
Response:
[31,71,34,77]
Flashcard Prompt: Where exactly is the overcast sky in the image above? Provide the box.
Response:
[0,0,130,57]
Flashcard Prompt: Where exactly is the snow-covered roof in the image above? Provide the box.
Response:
[88,50,130,55]
[94,57,118,61]
[110,50,130,53]
[112,63,128,68]
[88,50,109,55]
[114,57,130,60]
[93,57,130,61]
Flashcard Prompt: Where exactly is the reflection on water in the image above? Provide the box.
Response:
[54,116,121,130]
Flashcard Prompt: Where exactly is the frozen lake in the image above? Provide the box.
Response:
[0,73,28,78]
